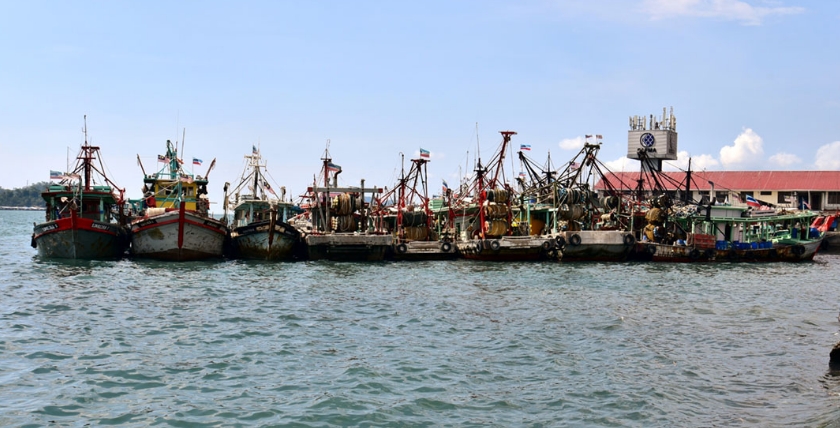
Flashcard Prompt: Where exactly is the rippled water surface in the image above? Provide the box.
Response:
[3,210,840,427]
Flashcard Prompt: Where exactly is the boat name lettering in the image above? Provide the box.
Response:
[90,223,110,231]
[41,224,58,232]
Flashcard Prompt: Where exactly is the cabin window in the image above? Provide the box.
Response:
[828,192,840,204]
[715,191,728,203]
[760,191,772,196]
[777,191,793,204]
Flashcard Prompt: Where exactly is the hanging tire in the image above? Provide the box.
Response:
[441,242,452,253]
[475,240,483,253]
[555,236,566,248]
[646,244,656,255]
[396,243,407,254]
[689,249,700,260]
[541,240,551,251]
[704,249,715,259]
[793,245,805,256]
[489,240,501,251]
[569,234,582,246]
[623,234,635,246]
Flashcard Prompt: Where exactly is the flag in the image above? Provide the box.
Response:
[585,134,592,138]
[252,145,258,154]
[745,195,761,208]
[520,144,531,151]
[519,171,526,178]
[596,134,603,139]
[50,170,64,180]
[264,181,277,196]
[419,148,430,158]
[193,158,202,166]
[570,162,580,170]
[179,175,194,183]
[802,199,811,209]
[157,155,168,163]
[327,162,341,172]
[442,179,449,191]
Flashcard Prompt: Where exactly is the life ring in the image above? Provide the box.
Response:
[396,243,407,254]
[792,245,805,256]
[623,234,635,246]
[541,240,551,251]
[646,244,656,255]
[555,236,566,247]
[569,234,582,246]
[441,242,452,253]
[489,240,501,251]
[689,249,700,260]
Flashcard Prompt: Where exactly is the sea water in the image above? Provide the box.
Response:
[2,210,840,427]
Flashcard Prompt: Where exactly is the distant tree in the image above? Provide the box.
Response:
[0,182,50,207]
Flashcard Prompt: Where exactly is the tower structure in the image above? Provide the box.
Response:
[627,107,678,172]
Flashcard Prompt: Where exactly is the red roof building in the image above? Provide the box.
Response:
[595,171,840,211]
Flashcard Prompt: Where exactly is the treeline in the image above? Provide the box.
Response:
[0,182,49,207]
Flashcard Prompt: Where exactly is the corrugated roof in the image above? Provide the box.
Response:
[595,171,840,192]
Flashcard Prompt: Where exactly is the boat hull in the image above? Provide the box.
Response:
[130,209,227,261]
[305,234,393,261]
[631,239,822,262]
[389,240,459,261]
[33,216,128,260]
[227,220,301,261]
[559,230,634,262]
[458,237,552,262]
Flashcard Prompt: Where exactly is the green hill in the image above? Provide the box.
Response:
[0,182,50,207]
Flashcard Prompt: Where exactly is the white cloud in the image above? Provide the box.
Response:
[768,152,801,167]
[642,0,804,25]
[603,156,635,172]
[814,142,840,170]
[559,136,585,150]
[720,128,764,168]
[665,151,720,171]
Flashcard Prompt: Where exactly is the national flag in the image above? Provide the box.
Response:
[193,158,202,166]
[745,195,761,208]
[520,144,531,151]
[518,171,526,179]
[585,134,592,138]
[264,181,277,196]
[596,134,603,139]
[327,162,341,172]
[570,162,580,170]
[419,148,430,158]
[252,145,258,154]
[50,170,64,180]
[442,179,449,191]
[157,155,168,163]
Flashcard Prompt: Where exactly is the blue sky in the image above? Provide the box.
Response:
[1,0,839,203]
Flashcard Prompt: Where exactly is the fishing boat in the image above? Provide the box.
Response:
[32,117,129,259]
[222,146,301,260]
[516,138,635,262]
[129,139,228,261]
[374,154,458,261]
[449,131,554,261]
[292,148,392,261]
[612,150,829,263]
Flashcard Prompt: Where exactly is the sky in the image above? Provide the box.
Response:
[1,0,839,204]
